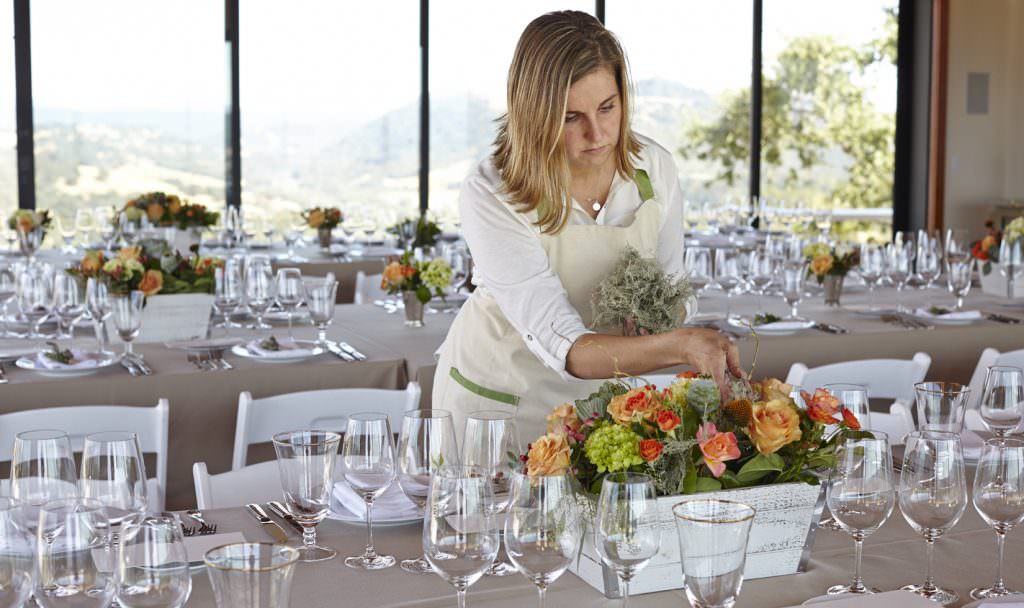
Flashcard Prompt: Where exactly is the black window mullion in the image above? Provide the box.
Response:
[419,0,428,215]
[14,0,34,210]
[596,0,604,24]
[749,0,762,210]
[225,0,241,209]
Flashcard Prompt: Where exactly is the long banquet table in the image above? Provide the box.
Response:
[4,285,1024,509]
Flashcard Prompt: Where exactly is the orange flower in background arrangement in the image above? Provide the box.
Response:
[15,215,34,234]
[801,388,841,425]
[307,209,326,228]
[696,422,741,478]
[137,270,164,297]
[655,409,681,433]
[117,246,142,262]
[381,261,407,288]
[526,432,572,476]
[146,203,164,222]
[757,378,794,402]
[546,403,582,435]
[401,264,416,278]
[79,251,104,277]
[748,399,802,455]
[638,439,664,462]
[608,386,659,426]
[810,254,834,276]
[841,408,861,430]
[168,197,182,215]
[676,370,700,379]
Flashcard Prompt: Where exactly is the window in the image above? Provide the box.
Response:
[241,1,420,238]
[31,0,224,229]
[428,1,592,227]
[0,9,16,216]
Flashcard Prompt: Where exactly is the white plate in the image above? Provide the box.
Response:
[326,505,422,527]
[910,311,983,326]
[961,595,1024,608]
[231,340,324,363]
[844,305,901,318]
[728,317,815,335]
[15,351,120,377]
[164,337,243,353]
[263,310,310,323]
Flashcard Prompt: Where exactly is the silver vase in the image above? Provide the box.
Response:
[402,291,424,328]
[823,274,844,306]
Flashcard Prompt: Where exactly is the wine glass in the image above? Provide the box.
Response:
[505,472,582,608]
[86,278,112,353]
[117,514,192,607]
[898,430,968,606]
[595,472,661,607]
[397,409,460,574]
[825,433,895,595]
[998,238,1024,298]
[747,248,775,313]
[823,383,873,433]
[273,430,342,563]
[887,241,913,312]
[304,277,338,346]
[213,262,242,330]
[35,497,116,607]
[915,381,970,433]
[340,413,397,570]
[10,430,79,532]
[858,244,885,311]
[683,247,711,295]
[0,263,18,338]
[423,465,499,608]
[781,261,807,320]
[75,208,95,245]
[244,257,274,330]
[714,248,742,320]
[970,438,1024,599]
[111,290,145,358]
[203,543,299,608]
[978,365,1024,438]
[463,410,521,577]
[916,231,942,289]
[944,228,970,264]
[96,208,117,251]
[0,497,35,608]
[946,258,973,311]
[672,499,756,608]
[81,431,149,531]
[53,273,86,340]
[275,268,304,339]
[17,264,53,339]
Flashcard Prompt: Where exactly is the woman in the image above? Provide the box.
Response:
[433,11,744,441]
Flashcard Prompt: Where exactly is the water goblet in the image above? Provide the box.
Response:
[17,264,53,339]
[898,431,968,606]
[117,514,191,608]
[915,381,970,433]
[0,497,34,608]
[781,261,807,320]
[243,258,274,330]
[75,208,95,245]
[714,248,742,320]
[10,430,79,532]
[304,276,338,345]
[340,414,397,569]
[916,231,942,289]
[858,243,885,310]
[506,472,582,608]
[825,433,895,595]
[213,263,242,330]
[204,543,299,608]
[423,465,499,608]
[887,241,913,312]
[86,278,112,353]
[944,228,970,264]
[273,430,342,562]
[978,365,1024,438]
[823,383,873,433]
[595,472,661,607]
[673,499,756,608]
[946,258,973,311]
[684,247,711,295]
[747,248,775,312]
[463,410,521,577]
[998,239,1023,299]
[275,268,304,339]
[970,438,1024,599]
[35,497,116,608]
[397,409,459,574]
[111,290,144,359]
[0,263,18,337]
[53,273,86,339]
[81,431,149,533]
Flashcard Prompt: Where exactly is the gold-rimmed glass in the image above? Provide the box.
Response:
[672,499,756,608]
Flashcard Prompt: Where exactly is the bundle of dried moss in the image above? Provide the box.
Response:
[591,246,694,335]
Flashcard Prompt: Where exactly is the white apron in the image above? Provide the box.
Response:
[432,171,661,442]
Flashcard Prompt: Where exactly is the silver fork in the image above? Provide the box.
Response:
[187,353,208,371]
[0,363,7,384]
[210,349,233,370]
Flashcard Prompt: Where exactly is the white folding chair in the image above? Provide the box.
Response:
[354,271,388,305]
[0,400,170,511]
[193,460,282,510]
[232,382,421,470]
[629,373,680,391]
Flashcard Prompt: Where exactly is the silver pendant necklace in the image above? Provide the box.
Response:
[587,197,603,212]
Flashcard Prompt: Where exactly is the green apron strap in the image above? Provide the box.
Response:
[449,367,520,406]
[634,169,655,202]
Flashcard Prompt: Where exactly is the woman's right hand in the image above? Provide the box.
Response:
[671,327,745,400]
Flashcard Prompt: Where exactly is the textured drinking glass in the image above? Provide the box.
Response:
[781,261,807,320]
[823,383,873,434]
[397,409,459,574]
[683,247,711,294]
[946,259,973,311]
[747,248,775,312]
[970,438,1024,599]
[16,265,52,339]
[463,410,521,577]
[35,498,115,608]
[898,431,968,606]
[272,430,341,562]
[304,277,338,346]
[204,543,299,608]
[340,414,397,569]
[10,430,79,533]
[244,258,274,330]
[887,241,913,312]
[859,243,885,310]
[916,232,942,289]
[714,248,742,319]
[672,499,756,608]
[423,466,499,608]
[595,472,661,608]
[111,290,144,357]
[213,263,242,330]
[978,366,1024,438]
[117,515,191,608]
[825,433,895,595]
[81,431,149,528]
[274,268,304,338]
[52,273,86,339]
[505,472,582,608]
[86,278,112,353]
[0,497,34,608]
[914,382,970,433]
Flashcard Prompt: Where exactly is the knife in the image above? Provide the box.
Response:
[245,503,289,542]
[267,501,306,535]
[325,342,355,361]
[336,341,367,361]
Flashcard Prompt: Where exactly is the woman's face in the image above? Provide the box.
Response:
[563,67,621,173]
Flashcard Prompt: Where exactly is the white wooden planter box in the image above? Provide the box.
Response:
[570,482,825,598]
[980,264,1024,299]
[111,293,214,345]
[170,228,203,256]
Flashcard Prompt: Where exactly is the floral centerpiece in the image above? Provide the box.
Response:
[387,215,442,251]
[381,251,452,327]
[8,209,52,258]
[592,246,693,335]
[972,217,1024,275]
[802,241,859,305]
[121,192,219,230]
[302,207,344,249]
[66,240,221,296]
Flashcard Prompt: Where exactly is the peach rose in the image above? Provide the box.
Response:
[696,422,740,478]
[758,378,794,402]
[117,246,142,262]
[748,398,803,455]
[607,386,658,426]
[639,439,664,462]
[146,203,164,222]
[655,409,681,433]
[167,195,182,215]
[15,214,34,234]
[981,235,998,251]
[546,403,582,435]
[526,433,572,477]
[810,254,834,276]
[79,251,104,277]
[307,209,326,228]
[137,269,164,297]
[801,388,841,425]
[381,261,406,287]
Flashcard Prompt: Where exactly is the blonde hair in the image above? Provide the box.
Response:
[493,11,643,235]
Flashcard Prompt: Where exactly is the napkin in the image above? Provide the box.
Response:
[753,320,810,331]
[961,428,985,460]
[912,308,983,320]
[35,350,99,370]
[332,482,420,520]
[165,337,241,351]
[795,590,938,607]
[976,601,1024,607]
[247,337,314,358]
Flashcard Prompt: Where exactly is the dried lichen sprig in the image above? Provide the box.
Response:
[591,246,694,335]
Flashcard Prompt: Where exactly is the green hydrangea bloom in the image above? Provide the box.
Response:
[420,258,453,291]
[584,423,643,473]
[1007,217,1024,244]
[802,242,831,259]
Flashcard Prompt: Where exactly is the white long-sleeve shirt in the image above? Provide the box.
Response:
[458,133,686,379]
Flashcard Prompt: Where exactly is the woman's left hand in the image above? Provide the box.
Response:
[670,327,745,400]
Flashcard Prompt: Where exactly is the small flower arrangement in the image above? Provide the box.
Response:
[66,241,222,296]
[973,217,1023,275]
[121,192,219,230]
[302,207,343,230]
[380,250,452,304]
[7,209,52,234]
[523,373,862,497]
[802,242,859,283]
[591,246,694,335]
[387,215,442,250]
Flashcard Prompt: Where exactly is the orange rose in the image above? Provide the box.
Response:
[696,422,741,478]
[841,408,861,430]
[117,246,142,262]
[146,203,164,222]
[168,197,182,215]
[981,235,998,251]
[639,439,664,462]
[801,389,841,425]
[525,433,572,477]
[546,403,582,435]
[79,251,104,277]
[757,378,794,402]
[748,398,803,455]
[810,254,834,276]
[307,209,326,228]
[137,269,164,297]
[676,370,700,379]
[381,261,406,287]
[655,409,681,433]
[607,386,658,426]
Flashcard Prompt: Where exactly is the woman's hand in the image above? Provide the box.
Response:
[672,328,745,399]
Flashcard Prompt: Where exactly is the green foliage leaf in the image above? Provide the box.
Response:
[574,381,628,421]
[694,476,723,493]
[683,460,697,495]
[735,453,785,484]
